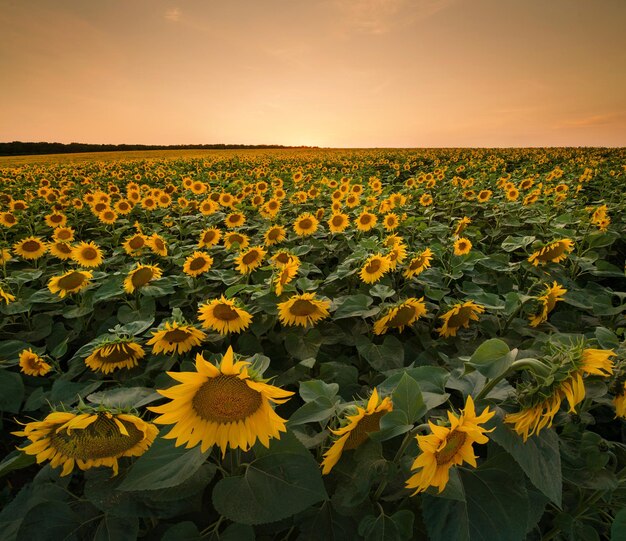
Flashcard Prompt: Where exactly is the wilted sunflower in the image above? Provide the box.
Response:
[529,282,567,327]
[293,213,319,237]
[147,321,206,355]
[223,232,250,251]
[49,241,74,260]
[373,298,427,335]
[123,264,162,294]
[278,292,330,327]
[19,348,51,376]
[453,237,472,256]
[198,227,221,248]
[406,396,494,494]
[85,338,145,374]
[13,236,47,260]
[264,225,286,246]
[13,410,158,476]
[183,251,214,277]
[48,270,93,298]
[149,346,294,455]
[403,248,433,279]
[0,285,15,304]
[197,296,253,334]
[274,260,299,296]
[71,241,104,267]
[528,239,574,266]
[321,388,392,474]
[437,301,485,337]
[359,254,391,284]
[235,246,266,275]
[356,211,377,232]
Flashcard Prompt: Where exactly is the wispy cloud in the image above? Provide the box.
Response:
[558,112,626,128]
[164,8,181,22]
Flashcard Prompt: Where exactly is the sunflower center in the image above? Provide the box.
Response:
[360,216,371,225]
[268,228,281,240]
[81,247,98,260]
[229,234,244,244]
[203,232,216,243]
[213,303,240,321]
[274,253,290,265]
[446,306,473,328]
[192,375,262,423]
[129,237,144,250]
[58,272,87,291]
[131,267,154,288]
[539,243,567,261]
[290,299,317,316]
[190,257,208,271]
[57,230,71,240]
[365,259,382,274]
[50,415,144,459]
[242,251,260,265]
[435,429,467,465]
[154,239,165,251]
[23,240,42,252]
[388,305,416,327]
[56,243,73,254]
[299,218,313,230]
[344,410,387,450]
[409,256,426,270]
[163,328,192,343]
[332,216,344,226]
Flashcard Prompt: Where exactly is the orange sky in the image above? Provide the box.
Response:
[1,0,625,147]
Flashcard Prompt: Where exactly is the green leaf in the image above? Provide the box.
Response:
[86,387,161,409]
[17,501,82,541]
[93,516,139,541]
[369,284,396,301]
[118,432,210,491]
[333,294,378,319]
[612,508,626,541]
[465,339,515,379]
[391,372,426,424]
[288,396,339,426]
[0,340,43,364]
[0,369,25,413]
[212,436,328,525]
[501,236,535,252]
[594,327,619,350]
[356,335,404,372]
[161,522,202,541]
[0,451,36,478]
[490,421,562,506]
[299,379,339,402]
[358,510,415,541]
[285,328,322,361]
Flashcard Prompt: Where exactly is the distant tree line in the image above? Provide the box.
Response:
[0,141,317,157]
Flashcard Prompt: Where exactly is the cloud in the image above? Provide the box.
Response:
[164,8,181,22]
[558,112,626,128]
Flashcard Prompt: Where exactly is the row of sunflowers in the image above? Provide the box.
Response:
[0,147,625,541]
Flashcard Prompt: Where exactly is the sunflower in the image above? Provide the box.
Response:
[356,211,377,232]
[71,241,104,267]
[264,225,286,246]
[383,212,400,231]
[48,270,93,298]
[277,292,330,327]
[197,296,253,334]
[0,212,17,228]
[235,246,266,275]
[45,212,67,228]
[453,237,472,256]
[270,250,300,267]
[419,194,433,207]
[123,264,162,294]
[183,251,214,277]
[453,217,471,237]
[477,190,492,203]
[327,213,349,233]
[293,213,319,237]
[437,301,485,337]
[403,248,433,279]
[373,298,427,335]
[149,346,294,455]
[1,285,15,304]
[147,233,168,256]
[528,239,574,266]
[406,396,494,494]
[13,236,47,260]
[98,208,118,225]
[0,248,12,264]
[19,348,51,376]
[13,410,158,476]
[529,282,567,327]
[195,227,219,248]
[321,389,392,474]
[123,233,147,255]
[49,241,74,260]
[147,321,206,355]
[225,212,245,228]
[85,339,145,374]
[114,198,133,214]
[223,232,250,251]
[614,383,626,419]
[359,254,391,284]
[52,226,75,243]
[274,260,299,296]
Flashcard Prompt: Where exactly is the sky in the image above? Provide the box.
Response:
[1,0,625,147]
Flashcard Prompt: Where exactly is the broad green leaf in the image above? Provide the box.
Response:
[93,516,139,541]
[356,335,404,371]
[465,338,515,379]
[299,379,339,402]
[161,522,202,541]
[333,294,378,319]
[297,501,356,541]
[612,508,626,541]
[86,387,161,409]
[358,510,415,541]
[391,372,426,423]
[17,501,82,541]
[0,451,36,478]
[285,328,322,361]
[0,369,25,413]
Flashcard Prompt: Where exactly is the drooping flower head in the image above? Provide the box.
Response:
[48,270,93,298]
[436,301,485,337]
[359,254,391,284]
[322,388,392,474]
[528,239,574,266]
[149,346,294,455]
[528,281,567,327]
[278,292,331,327]
[403,248,433,279]
[13,410,158,476]
[19,348,52,376]
[373,298,428,335]
[406,396,494,494]
[147,320,206,355]
[274,259,299,296]
[0,284,16,305]
[85,338,145,374]
[197,296,252,335]
[123,264,162,294]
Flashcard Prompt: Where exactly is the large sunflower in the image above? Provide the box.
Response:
[406,396,494,494]
[49,241,74,260]
[123,264,163,294]
[321,388,392,474]
[359,254,391,284]
[85,339,145,374]
[327,213,349,233]
[437,301,485,337]
[293,213,319,237]
[149,347,294,455]
[52,226,75,243]
[373,298,427,335]
[225,212,245,228]
[528,239,574,266]
[13,410,157,476]
[183,251,214,277]
[0,211,17,228]
[403,248,433,279]
[356,211,377,232]
[197,296,253,334]
[13,236,47,260]
[147,321,206,355]
[198,227,221,248]
[529,281,567,327]
[264,225,286,246]
[48,270,93,298]
[278,292,330,327]
[19,348,51,376]
[235,246,266,275]
[71,241,104,267]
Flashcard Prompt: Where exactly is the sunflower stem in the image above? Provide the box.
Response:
[475,358,551,401]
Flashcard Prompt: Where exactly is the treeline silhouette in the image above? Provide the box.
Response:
[0,141,316,157]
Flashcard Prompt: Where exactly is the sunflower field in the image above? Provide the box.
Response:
[0,148,625,541]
